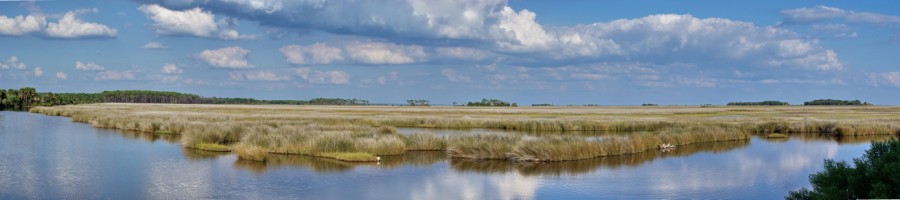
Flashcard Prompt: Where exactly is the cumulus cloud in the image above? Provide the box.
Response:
[55,71,68,80]
[0,9,116,39]
[228,70,289,81]
[344,42,426,64]
[377,72,398,85]
[138,4,254,40]
[142,42,168,49]
[0,15,45,36]
[161,63,182,75]
[294,68,350,84]
[75,61,104,71]
[280,43,345,65]
[197,46,253,68]
[95,70,137,81]
[781,5,900,25]
[45,11,117,38]
[0,56,26,69]
[33,67,43,77]
[280,42,426,65]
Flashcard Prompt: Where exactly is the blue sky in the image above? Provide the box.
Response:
[1,0,899,105]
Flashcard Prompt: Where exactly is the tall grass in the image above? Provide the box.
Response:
[28,104,900,163]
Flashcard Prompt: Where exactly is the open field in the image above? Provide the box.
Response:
[30,103,900,162]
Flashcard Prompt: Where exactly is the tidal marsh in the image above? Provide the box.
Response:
[29,104,900,162]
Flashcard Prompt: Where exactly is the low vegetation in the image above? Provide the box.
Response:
[466,98,517,107]
[727,101,789,106]
[787,138,900,199]
[804,99,870,106]
[29,104,900,163]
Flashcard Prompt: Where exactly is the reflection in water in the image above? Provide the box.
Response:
[451,140,750,176]
[3,111,897,199]
[227,140,749,176]
[780,134,895,144]
[233,151,447,174]
[102,130,181,143]
[181,148,229,161]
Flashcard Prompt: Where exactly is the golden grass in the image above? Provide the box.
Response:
[318,152,379,162]
[28,104,900,162]
[196,143,232,152]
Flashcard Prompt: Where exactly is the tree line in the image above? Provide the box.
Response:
[467,98,517,107]
[804,99,870,106]
[0,87,370,110]
[727,101,790,106]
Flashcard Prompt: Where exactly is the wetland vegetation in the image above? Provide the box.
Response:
[29,103,900,163]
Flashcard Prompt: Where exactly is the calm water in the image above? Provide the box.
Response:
[0,111,892,199]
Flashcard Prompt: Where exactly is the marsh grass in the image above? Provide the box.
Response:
[318,152,379,162]
[196,143,232,152]
[402,133,448,151]
[448,134,521,159]
[29,104,900,162]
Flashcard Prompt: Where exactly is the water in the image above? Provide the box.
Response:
[0,111,892,199]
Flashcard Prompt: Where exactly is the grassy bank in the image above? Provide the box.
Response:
[29,104,900,162]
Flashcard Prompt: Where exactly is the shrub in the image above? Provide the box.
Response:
[786,138,900,199]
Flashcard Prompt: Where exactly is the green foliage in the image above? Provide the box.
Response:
[308,98,369,105]
[467,98,516,107]
[641,103,658,106]
[727,101,789,106]
[406,99,430,106]
[786,138,900,199]
[531,104,553,106]
[804,99,870,106]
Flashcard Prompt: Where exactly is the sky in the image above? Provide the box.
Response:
[1,0,899,105]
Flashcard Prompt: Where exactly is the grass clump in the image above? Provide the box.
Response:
[356,135,406,155]
[403,133,448,151]
[233,143,268,162]
[196,143,232,152]
[448,135,521,160]
[511,136,601,162]
[767,133,788,138]
[318,152,379,162]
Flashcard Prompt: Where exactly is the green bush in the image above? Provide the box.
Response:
[786,138,900,199]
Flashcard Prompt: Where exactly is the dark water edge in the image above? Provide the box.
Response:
[0,111,894,199]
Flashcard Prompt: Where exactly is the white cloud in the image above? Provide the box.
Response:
[55,71,68,80]
[435,47,494,61]
[781,5,900,25]
[280,43,345,65]
[569,73,609,80]
[142,42,168,49]
[280,42,426,65]
[138,4,253,40]
[95,70,136,81]
[294,68,350,84]
[0,8,116,39]
[161,63,182,75]
[45,11,117,38]
[0,15,45,36]
[33,67,43,77]
[344,42,426,64]
[75,61,104,71]
[228,70,289,81]
[441,68,471,83]
[868,72,900,87]
[145,2,843,73]
[197,46,253,68]
[0,56,26,69]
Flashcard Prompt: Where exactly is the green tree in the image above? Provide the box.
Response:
[786,138,900,199]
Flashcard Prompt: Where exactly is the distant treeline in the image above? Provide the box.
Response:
[0,87,368,109]
[467,99,517,107]
[804,99,870,106]
[727,101,790,106]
